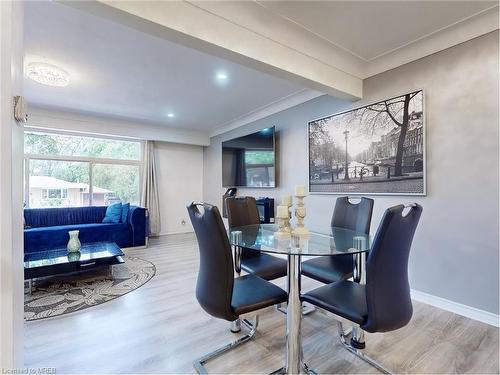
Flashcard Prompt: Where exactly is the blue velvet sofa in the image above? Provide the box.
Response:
[24,206,148,253]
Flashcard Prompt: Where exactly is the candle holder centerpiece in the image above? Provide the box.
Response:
[275,203,292,237]
[281,195,293,216]
[292,185,309,236]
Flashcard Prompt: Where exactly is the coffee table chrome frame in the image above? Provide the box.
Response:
[26,279,33,295]
[24,263,117,296]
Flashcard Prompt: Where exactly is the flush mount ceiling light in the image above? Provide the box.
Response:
[167,113,175,118]
[26,62,70,87]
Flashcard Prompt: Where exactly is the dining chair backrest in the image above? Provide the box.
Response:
[363,204,423,333]
[226,196,261,228]
[187,202,237,321]
[331,196,374,234]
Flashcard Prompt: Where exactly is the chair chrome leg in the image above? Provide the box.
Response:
[302,362,318,374]
[337,322,391,374]
[230,237,243,333]
[270,367,286,374]
[351,325,365,349]
[193,317,259,374]
[352,251,367,349]
[230,319,241,333]
[302,304,316,315]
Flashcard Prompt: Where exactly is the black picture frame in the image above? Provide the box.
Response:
[308,89,425,196]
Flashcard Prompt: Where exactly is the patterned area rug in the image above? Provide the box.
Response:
[25,256,155,321]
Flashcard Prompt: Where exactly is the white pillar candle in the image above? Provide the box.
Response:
[276,205,289,219]
[295,185,307,196]
[282,195,292,206]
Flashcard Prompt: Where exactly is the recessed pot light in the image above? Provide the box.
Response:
[167,113,175,118]
[26,62,70,87]
[216,72,228,80]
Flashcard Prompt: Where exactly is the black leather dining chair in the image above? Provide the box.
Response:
[225,196,287,281]
[302,196,374,284]
[187,202,288,374]
[301,203,423,374]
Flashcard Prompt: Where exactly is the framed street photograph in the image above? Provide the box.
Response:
[308,90,425,195]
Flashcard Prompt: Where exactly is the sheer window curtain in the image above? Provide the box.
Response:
[141,140,161,236]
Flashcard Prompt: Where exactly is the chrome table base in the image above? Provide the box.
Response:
[285,254,302,374]
[276,303,316,316]
[269,254,320,374]
[193,317,259,374]
[271,362,317,374]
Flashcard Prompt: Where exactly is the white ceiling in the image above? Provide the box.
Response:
[257,1,498,61]
[24,1,498,136]
[24,1,308,132]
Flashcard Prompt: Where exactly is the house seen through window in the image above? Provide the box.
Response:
[24,131,142,208]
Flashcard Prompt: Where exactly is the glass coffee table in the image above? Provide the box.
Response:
[24,242,124,294]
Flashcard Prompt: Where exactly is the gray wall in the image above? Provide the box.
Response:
[203,31,499,314]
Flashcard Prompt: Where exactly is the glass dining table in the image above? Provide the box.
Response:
[229,224,371,374]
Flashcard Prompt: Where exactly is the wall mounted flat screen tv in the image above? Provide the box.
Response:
[222,126,276,188]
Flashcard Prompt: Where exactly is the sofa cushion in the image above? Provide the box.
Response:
[24,223,132,253]
[24,206,107,227]
[103,203,122,223]
[121,203,130,223]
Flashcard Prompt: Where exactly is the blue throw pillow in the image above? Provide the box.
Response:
[102,203,122,223]
[121,203,130,223]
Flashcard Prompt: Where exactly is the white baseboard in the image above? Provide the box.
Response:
[122,245,147,251]
[411,289,499,327]
[157,230,195,236]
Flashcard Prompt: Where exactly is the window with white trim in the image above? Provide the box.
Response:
[24,130,143,208]
[41,188,68,200]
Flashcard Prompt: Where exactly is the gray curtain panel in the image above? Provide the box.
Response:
[141,140,161,236]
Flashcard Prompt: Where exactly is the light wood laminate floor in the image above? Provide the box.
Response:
[25,234,499,374]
